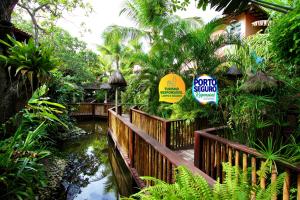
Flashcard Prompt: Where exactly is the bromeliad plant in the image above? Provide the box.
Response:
[0,35,57,92]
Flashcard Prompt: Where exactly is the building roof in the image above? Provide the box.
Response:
[220,4,269,24]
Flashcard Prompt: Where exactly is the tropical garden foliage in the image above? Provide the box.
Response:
[0,0,299,198]
[125,163,286,200]
[0,2,99,199]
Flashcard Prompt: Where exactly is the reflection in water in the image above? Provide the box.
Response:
[60,120,134,200]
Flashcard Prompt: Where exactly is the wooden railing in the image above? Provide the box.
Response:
[108,107,215,188]
[130,108,209,150]
[70,103,114,117]
[194,127,300,200]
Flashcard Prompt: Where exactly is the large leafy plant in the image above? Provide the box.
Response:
[269,5,300,68]
[0,85,67,199]
[0,35,57,91]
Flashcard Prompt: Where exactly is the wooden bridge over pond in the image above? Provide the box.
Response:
[72,103,300,199]
[70,103,114,118]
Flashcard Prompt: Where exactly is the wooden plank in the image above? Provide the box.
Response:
[282,169,290,200]
[297,174,300,200]
[271,165,277,200]
[242,153,247,182]
[251,157,256,199]
[194,132,201,168]
[108,108,216,186]
[216,142,221,179]
[210,140,215,177]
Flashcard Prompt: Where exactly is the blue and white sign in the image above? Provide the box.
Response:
[193,74,218,104]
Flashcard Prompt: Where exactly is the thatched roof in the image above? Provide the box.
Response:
[240,71,278,92]
[108,70,127,87]
[0,21,31,42]
[100,83,111,90]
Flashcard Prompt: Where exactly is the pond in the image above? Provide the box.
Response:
[59,120,136,200]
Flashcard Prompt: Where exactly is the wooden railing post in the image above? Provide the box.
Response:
[194,132,201,168]
[129,108,133,123]
[162,121,170,147]
[92,103,95,117]
[129,129,135,167]
[108,109,110,128]
[117,105,122,115]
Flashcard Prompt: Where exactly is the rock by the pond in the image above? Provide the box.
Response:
[66,184,81,200]
[38,156,67,200]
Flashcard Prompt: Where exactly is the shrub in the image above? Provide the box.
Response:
[0,85,67,199]
[269,6,300,67]
[125,163,285,200]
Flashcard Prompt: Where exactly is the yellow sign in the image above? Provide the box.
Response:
[159,73,186,103]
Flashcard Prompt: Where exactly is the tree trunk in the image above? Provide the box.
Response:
[0,0,19,21]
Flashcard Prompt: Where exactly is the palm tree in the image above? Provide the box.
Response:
[99,28,140,73]
[105,0,203,45]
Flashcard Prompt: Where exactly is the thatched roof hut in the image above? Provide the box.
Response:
[108,70,127,88]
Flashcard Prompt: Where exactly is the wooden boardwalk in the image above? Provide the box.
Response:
[70,103,114,118]
[71,103,300,199]
[174,149,194,163]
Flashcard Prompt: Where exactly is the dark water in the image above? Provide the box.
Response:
[60,120,135,200]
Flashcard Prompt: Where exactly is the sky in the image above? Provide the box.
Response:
[57,0,222,51]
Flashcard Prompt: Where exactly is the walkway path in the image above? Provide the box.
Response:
[174,149,194,163]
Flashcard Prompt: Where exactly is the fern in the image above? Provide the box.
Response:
[124,162,285,200]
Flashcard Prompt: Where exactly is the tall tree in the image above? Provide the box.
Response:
[15,0,92,43]
[0,0,18,21]
[105,0,203,45]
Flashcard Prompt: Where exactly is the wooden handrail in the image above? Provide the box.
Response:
[194,127,300,199]
[195,127,300,172]
[130,108,210,150]
[69,102,114,117]
[130,108,168,122]
[130,107,193,123]
[108,108,216,187]
[70,102,115,106]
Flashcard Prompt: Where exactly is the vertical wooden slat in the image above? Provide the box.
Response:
[235,150,239,182]
[251,157,257,199]
[201,138,206,171]
[260,161,266,189]
[129,129,134,167]
[216,142,221,179]
[282,169,290,200]
[160,154,163,180]
[242,153,247,182]
[194,132,201,168]
[168,161,172,183]
[221,144,226,182]
[205,139,209,173]
[271,165,277,200]
[210,140,215,178]
[297,174,300,200]
[228,147,232,166]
